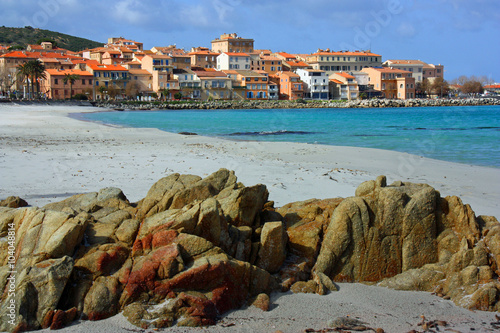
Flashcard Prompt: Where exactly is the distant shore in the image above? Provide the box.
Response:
[2,96,500,110]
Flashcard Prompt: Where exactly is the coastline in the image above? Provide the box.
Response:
[1,103,499,218]
[93,96,500,110]
[2,103,500,332]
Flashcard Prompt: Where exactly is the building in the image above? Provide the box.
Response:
[423,63,444,80]
[329,72,359,100]
[107,37,143,51]
[86,63,129,100]
[217,52,251,71]
[127,69,153,98]
[140,54,173,93]
[484,84,500,95]
[222,69,269,99]
[270,71,304,100]
[188,47,219,69]
[40,69,93,100]
[383,59,427,82]
[306,49,382,76]
[172,69,202,99]
[362,67,416,99]
[255,55,282,74]
[296,69,329,100]
[193,70,232,100]
[211,33,254,54]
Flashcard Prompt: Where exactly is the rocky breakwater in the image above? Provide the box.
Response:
[0,170,499,332]
[95,97,500,111]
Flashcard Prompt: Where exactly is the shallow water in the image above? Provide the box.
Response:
[77,105,500,168]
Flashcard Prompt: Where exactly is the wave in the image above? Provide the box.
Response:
[224,130,322,136]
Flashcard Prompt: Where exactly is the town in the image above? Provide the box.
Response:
[0,33,497,101]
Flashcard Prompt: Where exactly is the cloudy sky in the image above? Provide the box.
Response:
[1,0,499,80]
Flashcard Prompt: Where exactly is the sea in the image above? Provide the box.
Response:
[76,105,500,168]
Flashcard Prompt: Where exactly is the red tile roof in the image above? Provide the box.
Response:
[330,79,343,84]
[223,52,250,57]
[386,59,427,65]
[335,72,355,79]
[284,60,310,67]
[311,50,381,57]
[275,52,296,59]
[87,64,128,71]
[485,84,500,89]
[45,69,93,76]
[193,70,228,78]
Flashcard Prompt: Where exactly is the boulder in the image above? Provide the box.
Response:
[256,221,287,273]
[0,196,28,208]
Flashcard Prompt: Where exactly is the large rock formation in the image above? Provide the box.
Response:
[0,170,499,332]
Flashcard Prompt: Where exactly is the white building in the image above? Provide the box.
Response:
[217,52,251,71]
[172,69,202,99]
[296,69,329,100]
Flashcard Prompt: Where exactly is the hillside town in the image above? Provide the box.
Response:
[0,33,497,101]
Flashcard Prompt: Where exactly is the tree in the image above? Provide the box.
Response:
[159,88,170,101]
[418,78,432,98]
[63,73,80,99]
[461,80,483,95]
[174,92,182,100]
[16,62,32,98]
[431,77,450,98]
[17,60,46,99]
[30,59,46,97]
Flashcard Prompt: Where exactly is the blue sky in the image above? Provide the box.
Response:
[1,0,499,81]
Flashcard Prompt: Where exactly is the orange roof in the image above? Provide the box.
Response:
[87,63,128,71]
[485,84,500,89]
[145,54,172,59]
[193,70,228,78]
[260,56,281,61]
[335,72,355,79]
[28,44,44,50]
[366,67,411,74]
[311,50,381,57]
[105,50,121,55]
[128,69,151,75]
[330,79,343,84]
[386,59,427,65]
[285,60,310,67]
[188,51,220,56]
[223,52,250,57]
[276,71,300,78]
[0,51,31,58]
[276,52,296,59]
[45,69,93,76]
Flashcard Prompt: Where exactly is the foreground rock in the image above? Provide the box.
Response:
[0,170,499,332]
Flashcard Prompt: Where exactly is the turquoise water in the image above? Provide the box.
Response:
[77,105,500,168]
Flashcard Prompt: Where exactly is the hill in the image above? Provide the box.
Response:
[0,26,103,52]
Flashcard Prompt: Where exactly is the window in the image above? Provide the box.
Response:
[400,84,403,88]
[55,79,58,84]
[82,79,85,85]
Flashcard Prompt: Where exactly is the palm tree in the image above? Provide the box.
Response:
[30,60,46,98]
[16,62,31,98]
[16,60,46,99]
[63,73,80,99]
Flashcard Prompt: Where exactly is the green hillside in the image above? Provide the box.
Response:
[0,26,103,52]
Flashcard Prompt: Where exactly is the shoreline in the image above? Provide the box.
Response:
[1,103,500,332]
[1,103,499,218]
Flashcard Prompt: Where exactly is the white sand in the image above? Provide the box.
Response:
[2,103,500,332]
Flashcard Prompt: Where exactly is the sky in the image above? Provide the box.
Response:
[1,0,499,81]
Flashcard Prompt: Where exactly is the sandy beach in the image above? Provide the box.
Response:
[2,103,500,332]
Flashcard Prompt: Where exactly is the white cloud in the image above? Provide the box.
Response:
[397,22,416,37]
